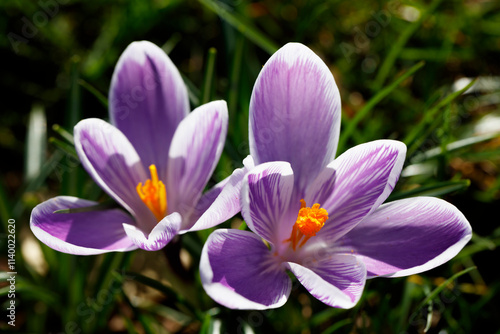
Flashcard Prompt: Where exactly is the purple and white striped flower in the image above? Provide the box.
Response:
[30,41,249,254]
[200,43,472,309]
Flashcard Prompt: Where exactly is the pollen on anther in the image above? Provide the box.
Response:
[136,164,167,221]
[285,199,329,250]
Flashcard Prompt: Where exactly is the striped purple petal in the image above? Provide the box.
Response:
[123,212,182,251]
[308,140,406,243]
[186,156,255,232]
[249,43,341,195]
[74,118,157,232]
[288,254,366,308]
[241,161,295,244]
[109,41,189,181]
[337,197,472,278]
[30,196,137,255]
[183,174,229,230]
[200,229,291,310]
[166,100,228,223]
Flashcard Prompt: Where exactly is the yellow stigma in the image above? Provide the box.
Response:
[285,199,329,250]
[136,164,167,221]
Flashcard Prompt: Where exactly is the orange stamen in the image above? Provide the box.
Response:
[284,199,329,250]
[136,164,167,221]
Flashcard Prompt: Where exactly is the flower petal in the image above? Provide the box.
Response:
[309,140,406,242]
[109,41,189,179]
[30,196,137,255]
[123,212,182,251]
[288,254,366,309]
[166,100,228,220]
[74,118,157,232]
[241,161,295,244]
[185,156,255,232]
[302,160,337,207]
[338,197,472,278]
[249,43,341,194]
[200,229,291,310]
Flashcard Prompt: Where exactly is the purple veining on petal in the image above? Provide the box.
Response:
[166,101,228,222]
[338,197,472,278]
[30,196,137,255]
[186,155,255,232]
[304,166,337,206]
[241,161,295,244]
[194,42,473,312]
[288,254,366,308]
[74,118,158,232]
[109,40,189,181]
[200,229,291,310]
[123,212,182,251]
[249,43,341,195]
[314,140,406,243]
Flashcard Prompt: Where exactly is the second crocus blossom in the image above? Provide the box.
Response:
[200,43,472,309]
[30,41,248,254]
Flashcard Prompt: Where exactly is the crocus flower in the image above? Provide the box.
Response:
[200,43,472,309]
[30,41,248,254]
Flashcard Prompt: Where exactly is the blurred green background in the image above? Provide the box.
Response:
[1,0,500,333]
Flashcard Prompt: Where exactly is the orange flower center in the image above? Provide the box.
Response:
[136,164,167,221]
[285,199,329,250]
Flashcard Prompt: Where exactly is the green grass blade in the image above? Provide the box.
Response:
[49,137,78,158]
[414,266,477,312]
[120,271,200,319]
[62,57,83,196]
[373,0,444,89]
[181,73,201,107]
[200,313,222,334]
[145,304,193,329]
[12,150,66,218]
[92,252,131,297]
[411,131,500,163]
[306,308,342,328]
[52,124,75,145]
[200,47,217,105]
[78,79,108,108]
[400,47,473,61]
[404,79,477,156]
[124,271,180,300]
[455,236,500,260]
[388,179,470,201]
[90,252,134,332]
[338,61,425,152]
[227,33,245,136]
[238,221,247,230]
[396,279,420,334]
[0,277,60,310]
[423,285,433,333]
[460,148,500,161]
[321,318,352,334]
[137,313,158,334]
[119,291,159,334]
[197,0,279,54]
[67,57,83,128]
[120,307,139,334]
[161,32,182,55]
